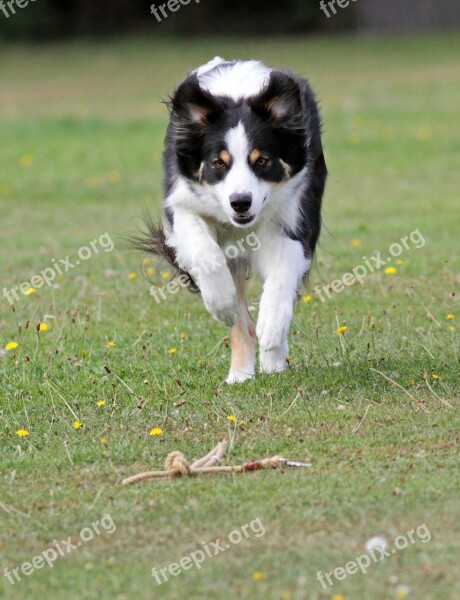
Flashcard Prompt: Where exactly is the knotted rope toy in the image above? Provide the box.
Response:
[122,439,311,485]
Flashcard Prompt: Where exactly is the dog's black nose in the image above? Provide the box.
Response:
[230,193,252,213]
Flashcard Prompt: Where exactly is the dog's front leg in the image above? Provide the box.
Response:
[226,262,256,384]
[254,234,311,373]
[169,210,237,326]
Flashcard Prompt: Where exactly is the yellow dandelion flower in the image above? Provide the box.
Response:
[332,596,344,600]
[86,175,104,188]
[5,341,18,351]
[74,104,88,118]
[409,379,415,386]
[106,341,116,348]
[24,287,36,295]
[348,133,361,145]
[100,438,108,445]
[97,400,105,407]
[180,332,187,340]
[302,295,312,303]
[81,350,87,357]
[19,154,34,167]
[168,348,177,355]
[417,127,432,141]
[446,314,455,320]
[432,374,440,380]
[16,429,29,437]
[384,267,397,275]
[73,421,82,430]
[149,427,163,436]
[146,267,155,276]
[251,571,266,581]
[351,238,362,247]
[38,323,48,332]
[383,128,396,141]
[107,170,121,183]
[227,415,236,423]
[336,326,347,335]
[396,259,404,265]
[197,359,204,366]
[161,271,170,280]
[142,257,150,266]
[128,272,137,280]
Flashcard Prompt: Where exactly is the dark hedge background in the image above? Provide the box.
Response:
[0,0,354,40]
[1,0,459,39]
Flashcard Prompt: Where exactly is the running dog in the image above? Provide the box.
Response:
[138,57,327,383]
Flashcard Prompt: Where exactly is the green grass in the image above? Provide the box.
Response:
[0,34,459,600]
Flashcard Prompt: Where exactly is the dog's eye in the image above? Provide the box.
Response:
[256,157,270,167]
[213,158,226,169]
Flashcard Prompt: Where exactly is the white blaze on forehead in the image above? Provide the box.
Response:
[194,56,226,77]
[214,120,272,221]
[225,122,250,166]
[198,60,271,101]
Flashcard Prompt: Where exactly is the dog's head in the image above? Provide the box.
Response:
[169,71,307,227]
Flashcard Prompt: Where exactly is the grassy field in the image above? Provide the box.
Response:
[0,34,459,600]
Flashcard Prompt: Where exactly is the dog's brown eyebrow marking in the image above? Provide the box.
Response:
[249,149,261,164]
[219,150,231,166]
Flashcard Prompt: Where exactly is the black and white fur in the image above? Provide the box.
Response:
[142,57,327,383]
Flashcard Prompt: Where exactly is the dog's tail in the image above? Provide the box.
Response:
[129,214,200,294]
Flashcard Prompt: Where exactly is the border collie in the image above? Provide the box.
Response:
[139,57,327,383]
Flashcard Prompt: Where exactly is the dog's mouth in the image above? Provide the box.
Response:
[232,215,255,225]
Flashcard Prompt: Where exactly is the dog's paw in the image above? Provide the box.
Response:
[200,271,237,327]
[226,369,255,384]
[260,346,288,374]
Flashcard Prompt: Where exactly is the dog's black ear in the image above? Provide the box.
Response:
[170,75,218,125]
[249,71,303,125]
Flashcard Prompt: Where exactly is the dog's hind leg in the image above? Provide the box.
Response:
[226,261,256,384]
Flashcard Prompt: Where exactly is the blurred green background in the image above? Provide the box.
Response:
[1,2,459,600]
